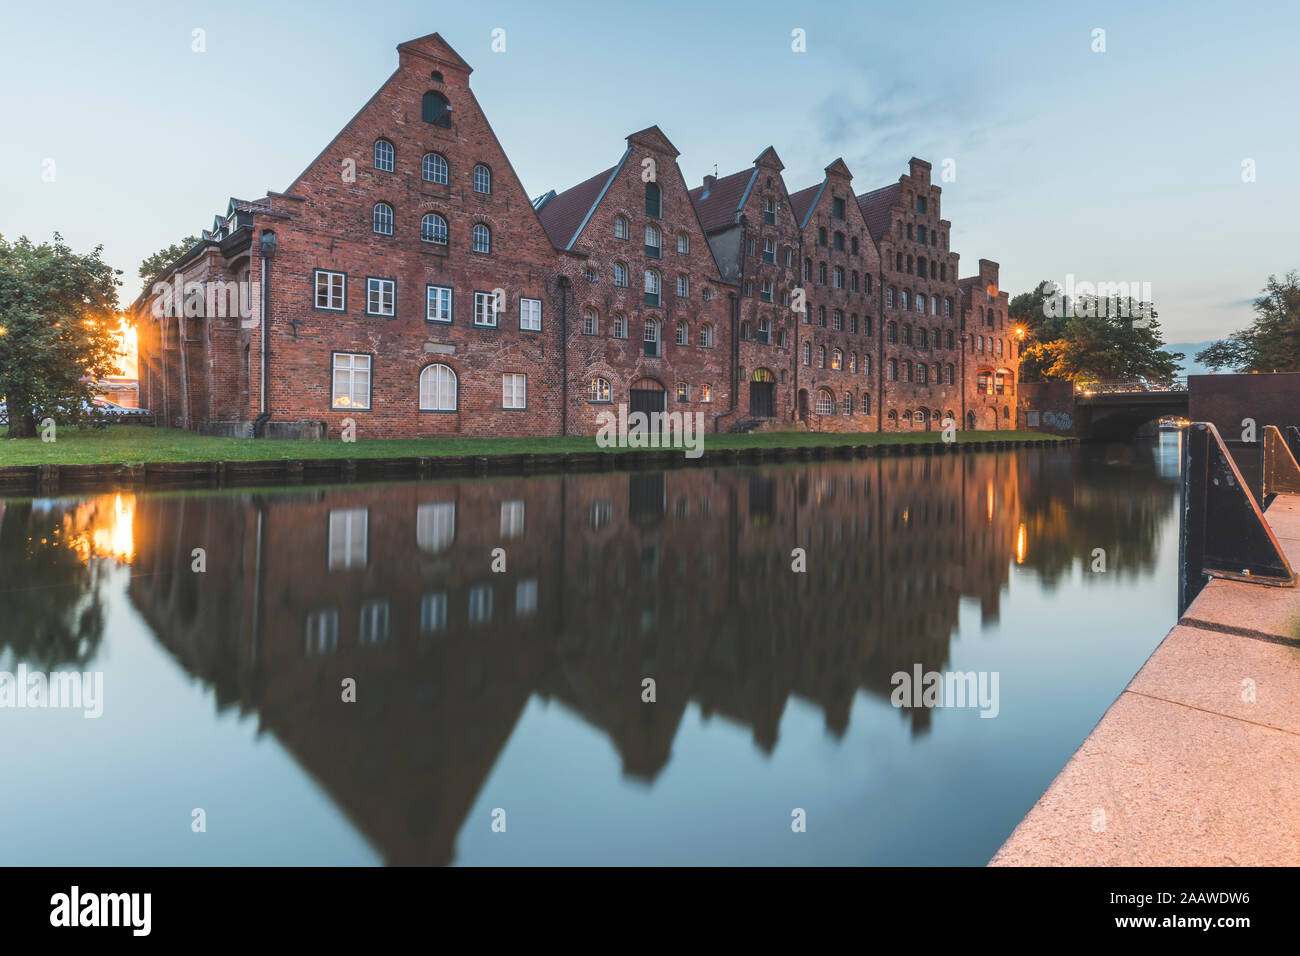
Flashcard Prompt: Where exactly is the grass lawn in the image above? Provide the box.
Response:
[0,425,1067,467]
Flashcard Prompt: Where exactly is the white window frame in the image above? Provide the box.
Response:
[419,364,457,412]
[500,500,525,538]
[426,285,452,323]
[472,223,491,254]
[473,164,492,194]
[328,509,368,570]
[366,277,395,317]
[374,139,394,172]
[373,203,393,236]
[502,372,526,409]
[315,270,345,311]
[422,152,448,184]
[519,296,542,331]
[331,353,371,410]
[474,291,499,327]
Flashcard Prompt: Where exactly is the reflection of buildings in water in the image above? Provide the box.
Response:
[124,457,1030,864]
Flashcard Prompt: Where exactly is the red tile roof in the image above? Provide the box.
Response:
[535,164,619,249]
[856,183,901,242]
[687,167,755,233]
[788,183,822,228]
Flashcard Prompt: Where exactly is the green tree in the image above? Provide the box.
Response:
[1195,272,1300,373]
[0,234,123,437]
[1012,280,1182,384]
[138,235,199,291]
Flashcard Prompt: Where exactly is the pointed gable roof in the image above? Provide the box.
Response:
[856,183,903,243]
[625,124,680,158]
[396,32,473,74]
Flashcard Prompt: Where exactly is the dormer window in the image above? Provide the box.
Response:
[422,91,451,127]
[374,139,394,172]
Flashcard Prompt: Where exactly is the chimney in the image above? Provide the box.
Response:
[702,174,716,196]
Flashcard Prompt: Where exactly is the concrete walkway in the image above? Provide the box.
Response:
[991,494,1300,866]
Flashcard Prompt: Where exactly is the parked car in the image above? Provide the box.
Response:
[88,397,153,420]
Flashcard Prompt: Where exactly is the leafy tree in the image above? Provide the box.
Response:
[1012,279,1182,384]
[0,234,123,437]
[138,235,199,291]
[1195,272,1300,373]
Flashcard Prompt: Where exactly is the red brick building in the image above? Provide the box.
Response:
[135,32,1013,439]
[960,259,1018,430]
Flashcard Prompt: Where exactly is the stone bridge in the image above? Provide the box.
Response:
[1020,380,1189,441]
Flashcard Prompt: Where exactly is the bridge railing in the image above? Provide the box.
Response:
[1074,378,1187,395]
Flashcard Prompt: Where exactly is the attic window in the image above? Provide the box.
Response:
[645,181,661,218]
[430,71,443,82]
[422,91,451,127]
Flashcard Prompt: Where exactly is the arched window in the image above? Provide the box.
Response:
[917,364,928,384]
[699,323,714,348]
[421,213,448,245]
[914,410,927,425]
[888,409,898,423]
[945,330,954,349]
[583,308,598,335]
[645,181,661,217]
[373,202,393,235]
[645,224,661,257]
[644,269,661,305]
[1003,405,1011,419]
[589,377,611,403]
[930,296,938,315]
[644,317,660,356]
[422,91,451,126]
[614,215,629,239]
[887,322,898,344]
[613,263,628,287]
[915,295,925,314]
[863,354,871,375]
[818,346,826,368]
[887,359,898,381]
[802,341,812,365]
[842,392,853,415]
[918,328,928,348]
[422,153,448,184]
[419,363,457,411]
[815,389,835,415]
[677,232,690,253]
[473,164,492,194]
[901,291,910,311]
[613,312,627,338]
[831,348,842,370]
[904,362,913,382]
[472,224,491,253]
[862,393,871,415]
[849,352,858,373]
[374,139,394,172]
[945,298,952,317]
[902,324,912,345]
[676,321,688,346]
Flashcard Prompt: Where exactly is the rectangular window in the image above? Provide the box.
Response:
[500,500,525,538]
[757,316,771,344]
[315,270,345,311]
[519,297,542,331]
[516,578,538,616]
[613,314,627,338]
[474,291,498,327]
[675,383,690,403]
[305,609,339,654]
[468,585,493,625]
[331,353,371,410]
[327,509,367,570]
[421,592,447,633]
[426,285,452,323]
[676,275,689,297]
[833,197,846,219]
[359,600,390,643]
[763,199,776,225]
[701,383,713,402]
[759,280,773,303]
[502,373,526,409]
[763,238,775,264]
[366,278,394,317]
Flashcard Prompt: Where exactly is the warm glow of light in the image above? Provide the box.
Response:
[0,325,7,336]
[115,316,138,378]
[1016,522,1027,564]
[986,483,994,521]
[65,494,135,563]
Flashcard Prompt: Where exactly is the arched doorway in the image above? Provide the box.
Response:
[966,411,976,431]
[749,367,775,418]
[797,388,809,422]
[629,377,666,417]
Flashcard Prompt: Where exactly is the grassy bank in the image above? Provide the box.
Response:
[0,425,1066,467]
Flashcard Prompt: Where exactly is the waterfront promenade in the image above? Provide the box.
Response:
[992,493,1300,865]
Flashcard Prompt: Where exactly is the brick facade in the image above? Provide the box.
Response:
[134,32,1013,439]
[959,259,1018,430]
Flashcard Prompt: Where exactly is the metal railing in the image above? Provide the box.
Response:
[1074,378,1187,395]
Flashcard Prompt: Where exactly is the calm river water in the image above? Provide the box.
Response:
[0,434,1184,865]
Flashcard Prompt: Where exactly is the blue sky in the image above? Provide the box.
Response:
[2,0,1296,343]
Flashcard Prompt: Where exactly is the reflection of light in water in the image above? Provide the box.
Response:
[65,494,135,563]
[987,483,994,521]
[1016,522,1026,564]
